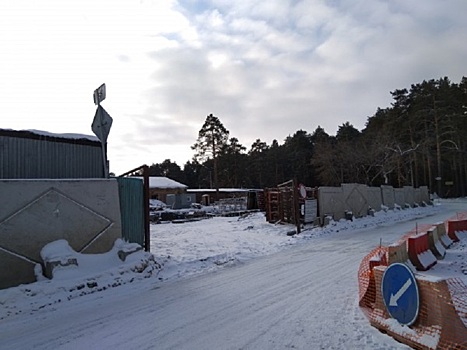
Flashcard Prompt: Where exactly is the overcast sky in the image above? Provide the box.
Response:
[1,0,466,175]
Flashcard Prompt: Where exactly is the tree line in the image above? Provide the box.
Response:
[147,77,467,197]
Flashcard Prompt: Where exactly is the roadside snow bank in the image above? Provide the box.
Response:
[0,240,159,320]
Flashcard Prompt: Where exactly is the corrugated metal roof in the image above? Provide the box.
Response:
[133,176,188,189]
[0,129,99,145]
[0,128,104,179]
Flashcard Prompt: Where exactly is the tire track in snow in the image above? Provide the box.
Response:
[3,201,465,349]
[135,240,405,350]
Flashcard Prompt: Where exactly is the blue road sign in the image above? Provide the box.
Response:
[381,263,419,326]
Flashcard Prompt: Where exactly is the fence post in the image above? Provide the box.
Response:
[143,165,150,252]
[293,178,301,234]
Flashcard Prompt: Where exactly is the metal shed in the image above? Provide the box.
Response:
[0,129,104,179]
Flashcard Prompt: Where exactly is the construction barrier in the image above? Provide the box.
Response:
[397,224,433,244]
[387,240,416,270]
[371,267,467,349]
[358,213,467,349]
[447,218,467,242]
[407,232,437,271]
[427,226,446,259]
[358,246,388,316]
[436,221,453,248]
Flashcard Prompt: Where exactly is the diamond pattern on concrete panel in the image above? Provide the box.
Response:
[0,188,112,263]
[344,185,368,218]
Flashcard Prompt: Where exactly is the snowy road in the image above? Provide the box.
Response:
[1,200,466,349]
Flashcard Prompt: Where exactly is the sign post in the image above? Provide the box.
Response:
[381,263,420,326]
[91,83,112,177]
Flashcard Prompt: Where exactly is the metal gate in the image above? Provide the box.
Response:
[117,177,145,248]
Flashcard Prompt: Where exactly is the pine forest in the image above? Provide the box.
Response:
[147,77,467,198]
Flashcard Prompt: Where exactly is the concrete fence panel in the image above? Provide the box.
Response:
[367,187,383,212]
[0,179,122,289]
[394,188,405,207]
[318,184,430,225]
[403,186,415,207]
[342,183,369,218]
[318,187,345,221]
[420,186,430,203]
[381,185,395,209]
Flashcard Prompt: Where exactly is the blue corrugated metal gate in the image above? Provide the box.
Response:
[117,177,145,247]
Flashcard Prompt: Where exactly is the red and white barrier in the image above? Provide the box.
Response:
[407,232,437,271]
[447,219,467,242]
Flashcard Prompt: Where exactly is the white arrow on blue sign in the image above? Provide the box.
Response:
[381,263,419,326]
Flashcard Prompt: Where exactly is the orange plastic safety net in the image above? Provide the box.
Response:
[358,213,467,350]
[396,223,434,245]
[358,245,388,317]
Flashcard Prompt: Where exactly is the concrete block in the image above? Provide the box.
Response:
[43,258,79,279]
[118,246,143,261]
[427,227,446,259]
[322,215,333,226]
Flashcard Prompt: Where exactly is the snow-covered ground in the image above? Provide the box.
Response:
[0,198,466,349]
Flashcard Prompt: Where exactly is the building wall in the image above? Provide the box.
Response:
[149,188,186,203]
[166,193,197,209]
[0,179,122,289]
[0,129,104,179]
[187,190,249,204]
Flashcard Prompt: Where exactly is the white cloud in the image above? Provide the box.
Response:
[1,0,467,175]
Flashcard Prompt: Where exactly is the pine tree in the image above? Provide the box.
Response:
[191,114,229,197]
